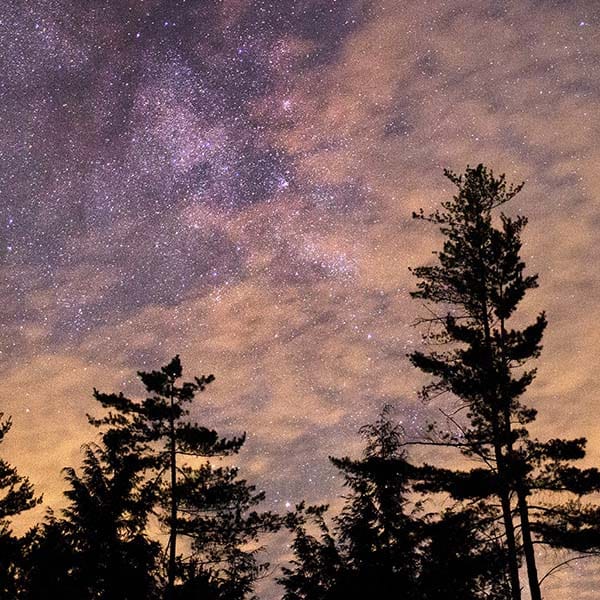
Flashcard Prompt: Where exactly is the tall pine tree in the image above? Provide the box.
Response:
[89,356,276,599]
[409,164,600,600]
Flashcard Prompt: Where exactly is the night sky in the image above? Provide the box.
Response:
[1,1,599,597]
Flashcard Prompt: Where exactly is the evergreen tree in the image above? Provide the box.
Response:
[0,415,41,597]
[409,164,600,600]
[279,503,344,600]
[516,436,600,558]
[20,515,82,599]
[21,437,160,599]
[419,504,510,600]
[330,408,419,599]
[61,442,160,598]
[89,356,276,599]
[280,408,510,600]
[280,408,420,600]
[174,462,280,600]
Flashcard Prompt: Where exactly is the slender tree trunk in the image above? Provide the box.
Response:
[502,400,541,600]
[481,301,522,600]
[491,426,522,600]
[518,488,542,600]
[499,315,540,600]
[167,387,177,599]
[500,491,521,600]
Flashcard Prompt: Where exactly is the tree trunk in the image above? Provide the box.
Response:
[492,437,522,600]
[499,316,538,600]
[518,487,542,600]
[484,303,521,600]
[167,388,177,599]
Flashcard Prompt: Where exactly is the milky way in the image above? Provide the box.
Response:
[1,1,599,597]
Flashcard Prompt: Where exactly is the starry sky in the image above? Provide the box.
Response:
[1,0,599,597]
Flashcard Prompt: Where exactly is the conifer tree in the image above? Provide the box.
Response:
[174,461,279,600]
[279,503,343,600]
[89,356,275,599]
[61,442,160,598]
[419,505,510,600]
[21,438,159,599]
[280,408,420,600]
[280,408,509,600]
[20,515,81,599]
[409,164,600,600]
[0,414,40,597]
[330,407,419,599]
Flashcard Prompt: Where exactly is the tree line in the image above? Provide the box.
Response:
[1,165,599,599]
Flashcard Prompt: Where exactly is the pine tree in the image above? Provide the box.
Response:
[63,443,160,598]
[279,503,343,600]
[330,407,420,599]
[174,462,280,600]
[280,408,420,600]
[280,408,510,600]
[409,164,600,600]
[20,515,82,600]
[0,415,41,596]
[419,504,510,600]
[21,439,160,599]
[515,436,600,560]
[89,356,276,599]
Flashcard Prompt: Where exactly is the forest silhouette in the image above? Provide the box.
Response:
[1,166,599,599]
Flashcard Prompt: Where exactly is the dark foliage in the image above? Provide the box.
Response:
[420,505,510,600]
[21,440,160,600]
[174,460,280,600]
[88,356,277,599]
[409,164,600,600]
[280,408,420,600]
[280,408,509,600]
[0,415,41,597]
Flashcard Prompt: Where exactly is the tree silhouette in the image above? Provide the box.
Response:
[174,461,280,600]
[330,408,420,599]
[20,515,82,600]
[279,503,343,600]
[280,407,512,600]
[280,408,420,600]
[0,414,41,597]
[21,438,160,599]
[419,505,510,600]
[409,164,600,600]
[88,356,276,599]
